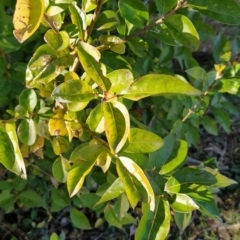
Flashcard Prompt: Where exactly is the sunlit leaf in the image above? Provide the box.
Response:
[165,14,199,51]
[52,79,98,103]
[119,0,149,28]
[95,178,124,206]
[44,30,70,51]
[169,193,199,212]
[160,140,188,174]
[165,167,217,193]
[124,128,164,153]
[13,0,44,43]
[5,123,27,179]
[67,144,108,197]
[121,74,201,100]
[136,196,170,239]
[52,156,70,183]
[187,0,240,24]
[76,42,111,91]
[19,89,37,113]
[69,2,86,40]
[18,119,36,145]
[118,157,155,211]
[116,158,139,209]
[102,101,130,154]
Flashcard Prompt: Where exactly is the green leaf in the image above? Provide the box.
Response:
[70,207,92,229]
[119,0,149,28]
[52,136,69,155]
[114,194,130,221]
[146,171,165,195]
[121,74,201,101]
[219,78,240,95]
[150,134,176,172]
[44,30,70,51]
[151,24,179,47]
[212,107,231,133]
[164,14,199,51]
[98,35,125,54]
[17,119,36,146]
[187,0,240,24]
[107,69,134,94]
[201,116,218,136]
[186,67,208,81]
[155,0,178,15]
[118,157,155,211]
[127,38,148,57]
[50,232,61,240]
[0,191,15,209]
[160,140,188,174]
[102,101,130,154]
[187,185,221,221]
[165,167,217,193]
[199,166,237,188]
[19,89,37,113]
[67,144,108,197]
[5,123,27,179]
[86,103,104,133]
[69,2,86,40]
[52,79,98,103]
[76,42,111,91]
[52,156,70,183]
[0,123,23,177]
[104,204,122,229]
[116,158,139,209]
[135,196,170,240]
[124,128,164,153]
[169,193,199,212]
[174,211,192,232]
[79,193,100,209]
[95,178,124,206]
[18,190,43,207]
[96,10,119,31]
[26,44,74,88]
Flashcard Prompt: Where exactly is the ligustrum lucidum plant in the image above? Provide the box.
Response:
[0,0,240,239]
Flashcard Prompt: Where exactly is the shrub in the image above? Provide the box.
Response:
[0,0,239,239]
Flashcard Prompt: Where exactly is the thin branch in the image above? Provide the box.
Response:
[182,69,223,122]
[125,0,188,41]
[84,0,104,42]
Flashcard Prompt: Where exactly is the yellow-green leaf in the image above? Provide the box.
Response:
[17,119,36,145]
[13,0,44,43]
[121,74,201,100]
[136,196,170,239]
[51,79,98,103]
[67,144,108,197]
[77,42,111,91]
[124,128,164,153]
[118,157,155,211]
[102,101,130,154]
[116,159,139,209]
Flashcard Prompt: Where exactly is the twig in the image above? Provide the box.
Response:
[84,0,104,42]
[182,69,223,122]
[125,0,188,41]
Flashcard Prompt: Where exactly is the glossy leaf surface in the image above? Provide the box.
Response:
[52,80,98,103]
[136,196,170,240]
[124,128,164,153]
[102,101,130,153]
[118,157,155,211]
[121,74,201,100]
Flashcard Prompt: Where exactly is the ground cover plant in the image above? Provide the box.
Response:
[0,0,240,239]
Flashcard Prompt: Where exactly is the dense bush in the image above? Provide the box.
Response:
[0,0,240,239]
